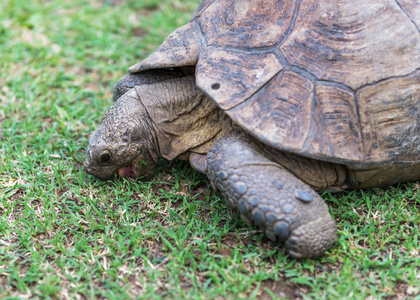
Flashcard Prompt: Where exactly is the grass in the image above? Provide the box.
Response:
[0,0,419,298]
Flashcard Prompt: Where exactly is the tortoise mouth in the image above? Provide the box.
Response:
[117,164,138,178]
[116,153,156,181]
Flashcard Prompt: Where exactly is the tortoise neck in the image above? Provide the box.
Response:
[136,75,226,160]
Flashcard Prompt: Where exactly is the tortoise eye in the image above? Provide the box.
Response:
[99,150,112,163]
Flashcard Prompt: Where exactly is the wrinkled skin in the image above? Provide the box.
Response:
[85,72,232,181]
[85,70,197,180]
[84,88,158,181]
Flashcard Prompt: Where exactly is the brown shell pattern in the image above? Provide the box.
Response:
[131,0,420,165]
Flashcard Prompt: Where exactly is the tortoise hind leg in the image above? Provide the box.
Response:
[205,135,337,258]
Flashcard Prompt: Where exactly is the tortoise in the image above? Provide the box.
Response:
[83,0,420,258]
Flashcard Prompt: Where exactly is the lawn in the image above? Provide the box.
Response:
[0,0,419,299]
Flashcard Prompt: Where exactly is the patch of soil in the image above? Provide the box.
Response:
[259,279,306,300]
[131,27,147,37]
[387,281,419,299]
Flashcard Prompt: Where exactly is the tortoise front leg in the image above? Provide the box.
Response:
[205,135,337,258]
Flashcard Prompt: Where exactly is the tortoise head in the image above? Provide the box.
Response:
[83,89,157,181]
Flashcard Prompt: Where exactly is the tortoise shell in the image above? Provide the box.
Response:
[129,0,420,166]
